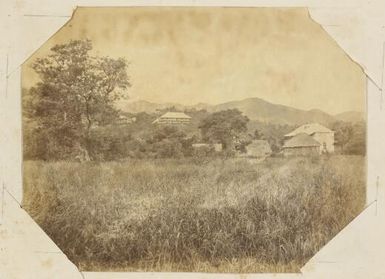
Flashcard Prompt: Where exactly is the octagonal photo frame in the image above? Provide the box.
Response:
[1,1,384,279]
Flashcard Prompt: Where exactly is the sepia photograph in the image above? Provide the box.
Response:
[21,7,366,273]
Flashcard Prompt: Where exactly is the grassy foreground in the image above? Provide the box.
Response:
[23,155,365,273]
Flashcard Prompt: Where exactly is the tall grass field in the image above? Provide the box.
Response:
[23,155,366,272]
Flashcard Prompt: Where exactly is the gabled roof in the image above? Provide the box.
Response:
[159,112,191,119]
[285,123,333,137]
[283,133,321,148]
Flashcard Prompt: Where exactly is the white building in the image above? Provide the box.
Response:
[152,112,191,125]
[284,123,334,154]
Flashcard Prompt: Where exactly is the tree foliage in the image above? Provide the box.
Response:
[25,39,130,160]
[332,121,366,155]
[199,109,249,150]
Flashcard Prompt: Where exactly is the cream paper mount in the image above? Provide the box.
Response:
[0,1,384,279]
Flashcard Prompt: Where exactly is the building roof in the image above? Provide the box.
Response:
[285,123,333,137]
[246,140,272,156]
[283,133,321,148]
[159,112,191,119]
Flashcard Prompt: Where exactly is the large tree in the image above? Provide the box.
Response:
[199,109,249,150]
[26,39,130,160]
[332,121,366,155]
[332,121,354,153]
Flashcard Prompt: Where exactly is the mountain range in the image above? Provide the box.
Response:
[116,97,364,125]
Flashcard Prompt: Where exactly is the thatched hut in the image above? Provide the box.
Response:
[282,133,320,156]
[284,123,334,154]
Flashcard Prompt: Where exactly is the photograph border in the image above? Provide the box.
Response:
[1,1,384,278]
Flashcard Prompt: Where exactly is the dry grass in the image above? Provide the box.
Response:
[22,155,366,273]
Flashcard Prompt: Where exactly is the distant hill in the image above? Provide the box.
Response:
[334,111,365,123]
[211,98,336,125]
[117,97,362,126]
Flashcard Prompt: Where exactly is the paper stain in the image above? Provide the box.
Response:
[41,258,53,269]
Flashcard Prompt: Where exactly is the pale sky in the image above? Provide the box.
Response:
[22,7,366,115]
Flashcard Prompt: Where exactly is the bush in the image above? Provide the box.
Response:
[192,145,216,158]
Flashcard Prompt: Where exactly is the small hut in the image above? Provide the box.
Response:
[282,133,320,156]
[244,140,272,158]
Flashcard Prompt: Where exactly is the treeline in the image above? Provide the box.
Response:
[89,125,196,161]
[23,107,251,161]
[332,120,366,155]
[23,103,366,161]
